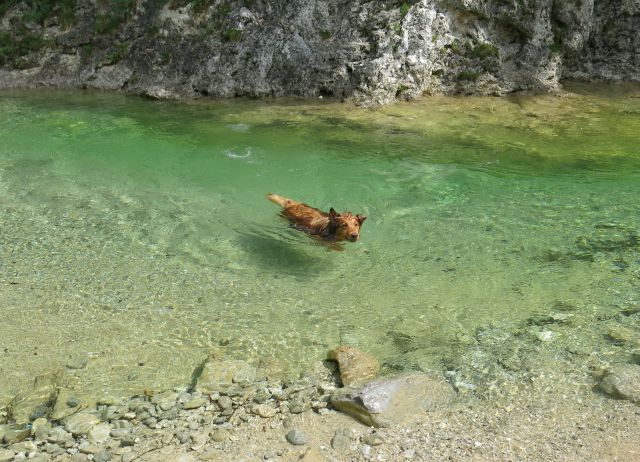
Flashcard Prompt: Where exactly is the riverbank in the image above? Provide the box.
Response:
[1,0,639,106]
[2,298,640,462]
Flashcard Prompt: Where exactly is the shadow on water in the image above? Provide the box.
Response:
[235,225,334,278]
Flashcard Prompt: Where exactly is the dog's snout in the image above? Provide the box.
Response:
[350,233,359,240]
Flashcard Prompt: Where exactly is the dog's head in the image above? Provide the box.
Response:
[329,208,367,242]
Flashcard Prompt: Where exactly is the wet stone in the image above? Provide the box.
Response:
[45,443,65,457]
[328,346,381,387]
[331,372,456,427]
[599,364,640,403]
[94,449,112,462]
[182,397,208,410]
[47,426,71,443]
[217,396,233,410]
[10,440,37,453]
[0,448,14,462]
[2,428,30,444]
[64,412,101,435]
[88,422,112,444]
[78,441,101,454]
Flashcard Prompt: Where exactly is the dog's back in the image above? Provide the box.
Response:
[267,193,367,242]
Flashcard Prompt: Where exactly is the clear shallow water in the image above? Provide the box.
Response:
[0,85,639,403]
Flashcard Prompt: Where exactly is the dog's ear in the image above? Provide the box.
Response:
[329,208,338,219]
[357,214,367,224]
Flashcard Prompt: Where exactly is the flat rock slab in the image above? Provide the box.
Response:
[599,364,640,403]
[328,345,380,387]
[331,372,455,427]
[64,412,100,436]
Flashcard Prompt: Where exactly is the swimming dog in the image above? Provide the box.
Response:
[267,193,366,242]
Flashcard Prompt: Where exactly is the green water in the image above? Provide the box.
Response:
[1,85,639,403]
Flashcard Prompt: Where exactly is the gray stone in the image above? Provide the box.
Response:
[331,372,455,427]
[211,429,230,442]
[151,391,178,411]
[110,428,130,439]
[182,397,208,410]
[45,443,65,457]
[10,440,37,453]
[47,426,71,443]
[331,430,351,452]
[78,441,101,454]
[251,403,277,418]
[217,395,233,410]
[285,428,307,445]
[94,450,112,462]
[70,454,89,462]
[2,428,30,444]
[599,364,640,403]
[64,412,101,435]
[87,422,112,444]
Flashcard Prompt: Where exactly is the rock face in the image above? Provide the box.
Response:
[331,372,455,427]
[328,345,380,387]
[0,0,638,105]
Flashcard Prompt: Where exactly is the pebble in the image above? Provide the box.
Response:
[94,449,112,462]
[217,396,233,410]
[331,431,351,452]
[362,433,385,446]
[252,403,277,418]
[211,429,229,442]
[182,397,208,410]
[110,428,130,439]
[285,428,307,445]
[78,441,101,454]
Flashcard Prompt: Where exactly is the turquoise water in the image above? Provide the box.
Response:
[0,85,639,403]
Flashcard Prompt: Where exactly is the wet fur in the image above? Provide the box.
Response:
[267,193,366,243]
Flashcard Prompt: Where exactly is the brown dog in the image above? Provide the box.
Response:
[267,193,366,242]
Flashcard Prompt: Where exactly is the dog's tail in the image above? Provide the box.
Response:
[266,193,295,208]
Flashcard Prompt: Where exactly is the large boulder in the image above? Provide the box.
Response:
[331,372,455,427]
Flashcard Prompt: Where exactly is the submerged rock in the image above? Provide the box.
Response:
[7,370,62,425]
[193,354,256,394]
[331,372,455,427]
[328,345,380,387]
[64,412,100,436]
[599,364,640,403]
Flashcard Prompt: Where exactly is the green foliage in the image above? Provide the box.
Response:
[457,70,480,81]
[470,42,499,59]
[104,42,130,64]
[95,0,134,34]
[222,28,242,42]
[0,27,46,67]
[1,0,77,28]
[399,2,411,19]
[319,30,331,40]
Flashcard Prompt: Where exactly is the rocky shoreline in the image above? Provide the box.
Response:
[1,0,639,106]
[2,325,640,462]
